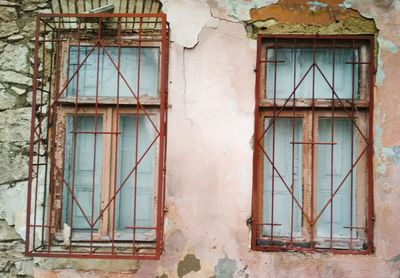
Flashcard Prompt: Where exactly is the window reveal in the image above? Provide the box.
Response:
[252,36,374,253]
[26,14,168,260]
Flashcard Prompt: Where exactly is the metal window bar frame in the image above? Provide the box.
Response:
[26,13,169,260]
[251,34,375,254]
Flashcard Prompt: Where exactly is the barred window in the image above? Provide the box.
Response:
[252,35,374,253]
[26,14,168,259]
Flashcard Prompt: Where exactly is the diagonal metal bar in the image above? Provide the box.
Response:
[257,141,312,224]
[92,134,160,227]
[34,42,99,131]
[314,64,369,144]
[99,43,160,134]
[51,163,93,228]
[257,63,315,144]
[314,145,368,224]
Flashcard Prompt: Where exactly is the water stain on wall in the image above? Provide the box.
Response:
[177,254,201,278]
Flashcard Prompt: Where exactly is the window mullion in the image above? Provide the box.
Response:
[302,110,314,242]
[99,108,113,237]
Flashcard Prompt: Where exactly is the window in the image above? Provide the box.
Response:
[251,35,374,253]
[26,14,168,259]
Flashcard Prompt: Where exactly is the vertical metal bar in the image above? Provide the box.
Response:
[330,40,336,250]
[310,38,316,249]
[41,18,55,246]
[251,34,262,249]
[89,17,102,254]
[290,39,297,245]
[68,17,82,254]
[132,16,143,254]
[33,18,48,251]
[367,37,375,253]
[270,39,278,243]
[349,39,356,249]
[25,14,41,256]
[160,18,169,253]
[47,15,63,254]
[156,14,167,257]
[111,16,122,255]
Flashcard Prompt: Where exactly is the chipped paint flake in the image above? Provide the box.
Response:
[162,0,211,48]
[177,254,201,278]
[380,38,399,53]
[307,1,328,8]
[214,256,238,278]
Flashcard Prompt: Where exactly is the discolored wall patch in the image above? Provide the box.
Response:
[177,254,201,278]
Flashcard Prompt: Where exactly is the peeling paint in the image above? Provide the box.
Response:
[214,256,238,278]
[382,146,400,165]
[389,254,400,264]
[247,1,377,38]
[1,0,400,277]
[375,36,399,87]
[161,0,211,48]
[208,0,279,22]
[339,1,352,9]
[380,38,398,53]
[307,1,328,12]
[177,254,201,278]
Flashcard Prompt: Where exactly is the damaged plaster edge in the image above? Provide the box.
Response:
[245,15,378,39]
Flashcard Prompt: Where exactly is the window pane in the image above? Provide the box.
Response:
[266,48,359,99]
[316,119,356,239]
[263,118,303,237]
[115,115,156,240]
[67,46,159,97]
[63,115,103,231]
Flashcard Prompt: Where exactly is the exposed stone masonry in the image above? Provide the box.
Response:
[0,0,51,276]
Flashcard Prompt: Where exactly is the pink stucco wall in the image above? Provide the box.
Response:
[1,0,400,277]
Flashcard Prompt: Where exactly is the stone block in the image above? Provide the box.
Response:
[7,34,24,42]
[0,220,20,241]
[0,22,19,39]
[0,1,20,7]
[0,6,17,22]
[0,70,32,86]
[0,44,30,73]
[0,107,31,143]
[0,90,17,110]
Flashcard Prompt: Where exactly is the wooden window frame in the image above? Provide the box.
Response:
[26,13,168,260]
[52,106,160,243]
[251,35,375,254]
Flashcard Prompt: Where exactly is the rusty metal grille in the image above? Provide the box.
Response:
[252,35,374,254]
[26,13,168,259]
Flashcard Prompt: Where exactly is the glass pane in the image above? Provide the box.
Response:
[263,118,303,237]
[316,119,356,239]
[266,48,359,99]
[63,115,103,231]
[115,115,156,239]
[67,46,159,97]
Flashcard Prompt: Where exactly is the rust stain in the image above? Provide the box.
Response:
[250,0,363,26]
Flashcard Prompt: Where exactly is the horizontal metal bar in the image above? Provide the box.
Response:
[39,13,166,18]
[290,141,337,145]
[69,131,122,135]
[259,34,374,40]
[256,223,282,226]
[26,251,160,260]
[343,226,367,230]
[345,62,371,65]
[125,226,158,230]
[260,60,285,63]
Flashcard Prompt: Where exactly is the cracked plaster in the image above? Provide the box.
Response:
[0,0,400,277]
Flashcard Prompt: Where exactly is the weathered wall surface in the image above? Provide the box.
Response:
[0,0,51,276]
[1,0,400,277]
